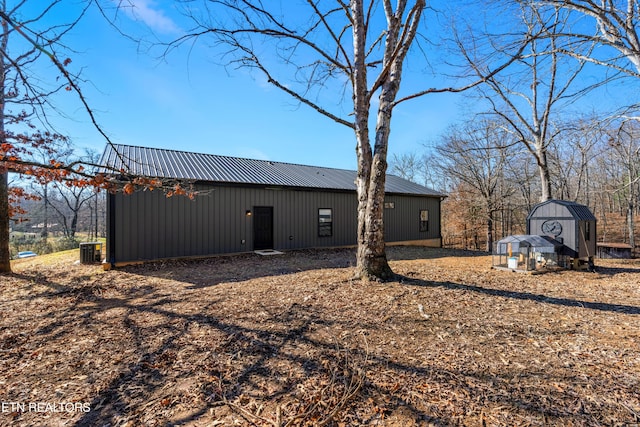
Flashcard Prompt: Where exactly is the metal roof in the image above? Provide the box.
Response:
[495,234,560,254]
[99,144,446,197]
[527,199,596,221]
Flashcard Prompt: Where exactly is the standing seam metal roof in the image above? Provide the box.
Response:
[99,144,446,197]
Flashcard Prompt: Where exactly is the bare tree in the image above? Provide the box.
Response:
[459,3,599,202]
[606,118,640,249]
[169,0,527,280]
[83,149,104,241]
[49,150,103,239]
[435,120,515,252]
[537,0,640,76]
[504,150,539,219]
[389,152,423,184]
[441,182,484,250]
[548,116,604,203]
[49,183,95,239]
[0,1,144,272]
[0,1,89,272]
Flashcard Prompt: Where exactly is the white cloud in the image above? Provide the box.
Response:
[117,0,181,34]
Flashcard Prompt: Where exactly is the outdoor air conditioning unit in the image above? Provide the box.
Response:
[80,242,103,264]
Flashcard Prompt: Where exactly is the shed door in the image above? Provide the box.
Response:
[253,206,274,250]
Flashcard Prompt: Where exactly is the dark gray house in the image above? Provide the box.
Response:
[100,144,446,265]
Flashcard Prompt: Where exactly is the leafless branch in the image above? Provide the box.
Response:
[0,7,129,171]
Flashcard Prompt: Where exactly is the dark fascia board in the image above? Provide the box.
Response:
[110,178,444,199]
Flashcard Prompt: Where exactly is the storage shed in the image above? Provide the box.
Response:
[526,199,596,268]
[596,242,633,259]
[100,144,446,266]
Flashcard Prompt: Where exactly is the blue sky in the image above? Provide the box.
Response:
[26,1,630,172]
[32,0,465,171]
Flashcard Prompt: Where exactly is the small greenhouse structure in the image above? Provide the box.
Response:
[493,235,566,272]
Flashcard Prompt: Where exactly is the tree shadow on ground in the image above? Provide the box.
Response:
[13,262,638,326]
[61,276,634,426]
[2,255,638,426]
[387,245,488,261]
[62,284,435,426]
[121,247,358,289]
[119,246,488,289]
[592,264,640,275]
[398,275,640,315]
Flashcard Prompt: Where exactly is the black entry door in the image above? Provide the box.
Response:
[253,206,273,250]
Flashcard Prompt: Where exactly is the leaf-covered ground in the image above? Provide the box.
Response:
[1,247,639,426]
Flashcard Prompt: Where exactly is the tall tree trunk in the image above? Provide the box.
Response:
[628,201,634,249]
[0,171,10,273]
[176,0,427,281]
[70,212,78,238]
[628,166,636,250]
[0,2,10,273]
[352,0,417,281]
[537,144,552,202]
[42,183,49,240]
[486,211,494,253]
[69,197,81,238]
[351,0,393,280]
[355,89,394,280]
[94,193,99,239]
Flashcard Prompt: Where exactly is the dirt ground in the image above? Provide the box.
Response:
[1,246,639,426]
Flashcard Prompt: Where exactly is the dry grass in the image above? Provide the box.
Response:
[1,247,639,426]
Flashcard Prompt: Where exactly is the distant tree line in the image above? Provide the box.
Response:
[10,151,106,257]
[12,183,105,238]
[389,1,640,255]
[391,116,640,253]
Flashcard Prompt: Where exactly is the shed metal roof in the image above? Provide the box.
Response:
[527,199,596,221]
[99,144,446,197]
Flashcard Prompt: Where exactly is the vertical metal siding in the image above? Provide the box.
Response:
[112,184,441,263]
[527,201,597,259]
[383,195,441,242]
